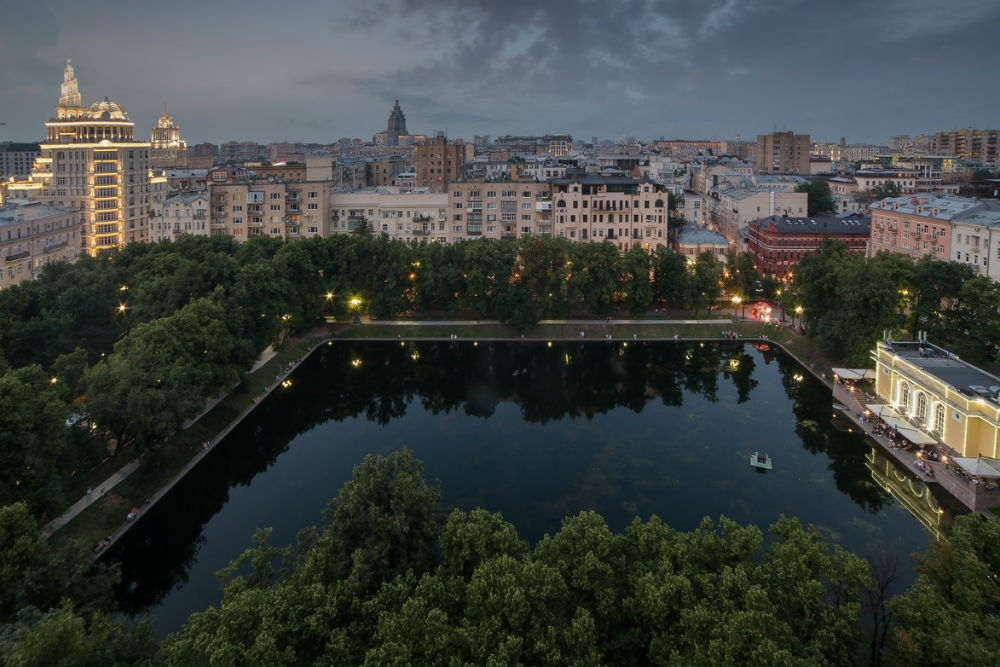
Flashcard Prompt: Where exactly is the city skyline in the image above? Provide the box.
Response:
[1,0,999,145]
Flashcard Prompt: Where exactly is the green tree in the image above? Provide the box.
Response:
[795,180,836,216]
[568,242,619,316]
[689,251,723,316]
[620,246,653,314]
[0,502,118,624]
[951,276,1000,363]
[868,181,902,201]
[0,367,75,515]
[519,236,573,318]
[0,602,156,667]
[652,246,689,308]
[891,514,1000,666]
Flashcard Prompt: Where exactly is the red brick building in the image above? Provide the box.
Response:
[747,213,870,278]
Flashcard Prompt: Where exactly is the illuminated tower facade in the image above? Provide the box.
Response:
[386,99,407,147]
[150,103,188,168]
[26,60,152,255]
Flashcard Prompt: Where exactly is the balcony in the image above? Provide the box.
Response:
[43,241,69,253]
[5,250,30,261]
[413,228,430,236]
[286,192,301,201]
[501,231,516,239]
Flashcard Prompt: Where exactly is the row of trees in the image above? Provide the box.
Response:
[4,451,996,666]
[0,233,741,517]
[795,241,1000,364]
[5,229,1000,515]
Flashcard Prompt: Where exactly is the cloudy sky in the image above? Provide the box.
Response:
[2,0,998,145]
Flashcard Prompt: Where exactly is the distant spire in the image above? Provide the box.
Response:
[163,102,168,117]
[57,58,82,113]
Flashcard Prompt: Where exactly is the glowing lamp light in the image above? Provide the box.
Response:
[351,358,362,368]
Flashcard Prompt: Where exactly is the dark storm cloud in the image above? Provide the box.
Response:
[2,0,999,143]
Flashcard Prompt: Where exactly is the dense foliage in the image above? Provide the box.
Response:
[796,240,1000,364]
[2,447,999,666]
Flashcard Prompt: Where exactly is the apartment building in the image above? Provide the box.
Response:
[932,129,1000,168]
[708,186,807,246]
[415,137,467,192]
[0,200,84,288]
[755,131,810,174]
[0,143,41,179]
[448,182,552,243]
[13,60,153,255]
[747,212,870,278]
[329,192,449,243]
[209,181,328,240]
[550,170,670,252]
[150,191,209,242]
[864,195,1000,274]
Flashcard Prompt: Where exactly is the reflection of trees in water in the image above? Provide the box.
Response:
[773,353,886,513]
[111,340,885,616]
[108,400,298,614]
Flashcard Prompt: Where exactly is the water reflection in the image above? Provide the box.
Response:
[107,341,935,635]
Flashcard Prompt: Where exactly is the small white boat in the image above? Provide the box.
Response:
[750,451,773,470]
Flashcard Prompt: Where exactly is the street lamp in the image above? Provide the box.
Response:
[731,295,742,317]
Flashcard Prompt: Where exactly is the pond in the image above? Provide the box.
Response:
[107,340,946,636]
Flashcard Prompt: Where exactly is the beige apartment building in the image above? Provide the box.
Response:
[209,181,328,240]
[11,61,153,255]
[755,131,810,174]
[932,129,999,168]
[550,170,669,252]
[449,182,552,242]
[329,192,449,243]
[415,137,468,191]
[709,187,807,246]
[150,191,209,242]
[0,200,84,288]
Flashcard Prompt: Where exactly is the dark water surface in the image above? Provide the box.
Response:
[108,340,942,636]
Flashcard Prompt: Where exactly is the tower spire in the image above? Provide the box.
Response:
[57,58,82,116]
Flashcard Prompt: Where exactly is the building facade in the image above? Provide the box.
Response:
[12,60,153,255]
[675,223,728,262]
[415,137,467,192]
[150,104,188,168]
[873,340,1000,459]
[932,129,1000,168]
[0,200,84,287]
[0,143,41,179]
[708,186,808,245]
[329,192,449,243]
[448,181,552,242]
[551,170,669,252]
[209,181,328,240]
[866,194,980,264]
[150,191,209,242]
[746,213,870,278]
[755,131,810,174]
[386,99,408,147]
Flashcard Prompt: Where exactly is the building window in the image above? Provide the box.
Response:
[933,404,945,434]
[916,393,927,424]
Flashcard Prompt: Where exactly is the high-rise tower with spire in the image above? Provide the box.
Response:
[386,98,407,147]
[150,103,188,167]
[9,60,155,255]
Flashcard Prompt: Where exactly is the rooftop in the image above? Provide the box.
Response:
[882,341,1000,404]
[749,212,870,234]
[0,200,76,226]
